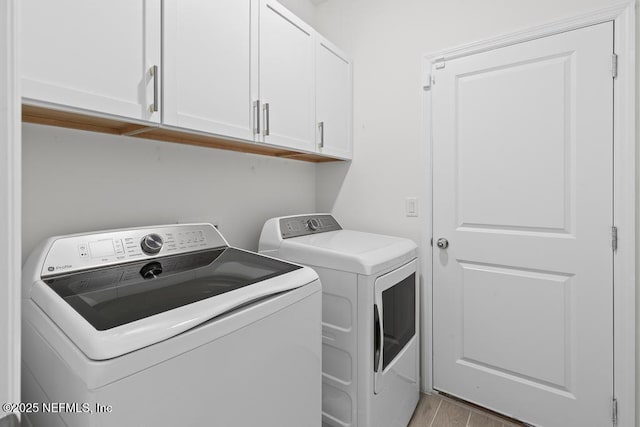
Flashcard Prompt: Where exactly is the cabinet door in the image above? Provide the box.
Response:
[259,0,315,152]
[316,38,352,159]
[163,0,257,140]
[22,0,161,123]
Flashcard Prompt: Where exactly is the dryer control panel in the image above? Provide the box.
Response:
[280,214,342,239]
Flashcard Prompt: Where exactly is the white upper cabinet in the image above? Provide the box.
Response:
[163,0,257,141]
[20,0,351,161]
[258,0,316,152]
[315,37,352,159]
[21,0,161,123]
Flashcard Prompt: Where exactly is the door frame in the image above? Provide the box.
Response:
[0,0,21,423]
[420,1,636,425]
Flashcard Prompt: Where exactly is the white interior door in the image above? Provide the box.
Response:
[432,22,614,427]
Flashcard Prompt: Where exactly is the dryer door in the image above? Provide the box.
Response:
[373,258,418,394]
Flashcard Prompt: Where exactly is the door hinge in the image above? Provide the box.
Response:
[611,226,618,252]
[612,397,618,424]
[612,53,618,79]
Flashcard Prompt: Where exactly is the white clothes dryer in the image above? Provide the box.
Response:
[259,214,419,427]
[22,223,321,427]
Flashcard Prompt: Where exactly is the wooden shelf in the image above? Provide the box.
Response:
[22,104,342,163]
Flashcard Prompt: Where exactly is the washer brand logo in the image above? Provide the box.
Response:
[51,264,72,271]
[47,267,54,272]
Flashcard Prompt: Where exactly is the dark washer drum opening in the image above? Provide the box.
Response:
[44,248,302,331]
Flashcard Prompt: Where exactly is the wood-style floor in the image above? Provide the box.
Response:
[408,393,525,427]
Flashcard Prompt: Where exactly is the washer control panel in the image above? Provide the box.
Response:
[41,224,226,278]
[279,214,342,239]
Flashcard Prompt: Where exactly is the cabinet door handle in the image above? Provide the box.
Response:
[150,65,159,113]
[263,103,270,136]
[253,100,261,135]
[318,121,325,148]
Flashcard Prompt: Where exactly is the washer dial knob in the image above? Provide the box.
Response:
[307,218,320,231]
[141,233,163,255]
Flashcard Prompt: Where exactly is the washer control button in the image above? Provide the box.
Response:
[78,244,89,258]
[307,218,320,231]
[140,233,163,255]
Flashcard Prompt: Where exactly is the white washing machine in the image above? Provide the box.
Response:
[259,214,419,427]
[21,223,321,427]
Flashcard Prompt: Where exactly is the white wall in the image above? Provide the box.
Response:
[22,124,316,259]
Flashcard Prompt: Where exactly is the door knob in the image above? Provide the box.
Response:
[436,238,449,249]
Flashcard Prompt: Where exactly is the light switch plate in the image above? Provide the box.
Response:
[405,197,418,217]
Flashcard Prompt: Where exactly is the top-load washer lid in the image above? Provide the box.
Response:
[44,248,301,331]
[259,214,418,275]
[23,224,318,360]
